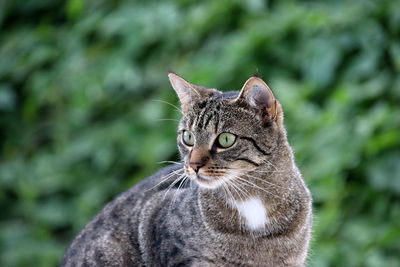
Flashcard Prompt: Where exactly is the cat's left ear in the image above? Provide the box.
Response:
[168,72,220,113]
[235,76,277,121]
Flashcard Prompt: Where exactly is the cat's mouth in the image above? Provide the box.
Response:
[196,174,213,182]
[193,174,222,188]
[184,166,221,188]
[194,172,231,188]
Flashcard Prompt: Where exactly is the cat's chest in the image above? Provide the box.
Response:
[234,197,269,231]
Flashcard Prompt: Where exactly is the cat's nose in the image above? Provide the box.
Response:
[188,162,205,173]
[189,147,209,173]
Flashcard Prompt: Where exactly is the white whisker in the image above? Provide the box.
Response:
[246,173,289,190]
[229,167,286,174]
[225,179,246,204]
[228,179,251,200]
[145,169,184,192]
[228,169,288,190]
[162,173,186,200]
[219,184,230,208]
[260,158,280,172]
[221,182,242,230]
[171,175,189,204]
[151,99,182,113]
[234,176,285,200]
[157,160,182,165]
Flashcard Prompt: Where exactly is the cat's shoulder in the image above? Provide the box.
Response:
[62,163,186,265]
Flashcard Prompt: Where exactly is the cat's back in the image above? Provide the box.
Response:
[61,164,184,267]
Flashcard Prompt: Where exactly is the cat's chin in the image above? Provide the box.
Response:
[192,174,223,189]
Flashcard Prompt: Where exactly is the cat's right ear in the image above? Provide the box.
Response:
[235,76,277,121]
[168,72,219,113]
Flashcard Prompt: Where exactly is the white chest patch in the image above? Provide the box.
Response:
[235,197,268,231]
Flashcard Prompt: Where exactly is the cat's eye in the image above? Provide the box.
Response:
[217,133,236,148]
[182,130,195,146]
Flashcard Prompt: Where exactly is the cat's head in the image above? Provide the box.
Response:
[169,73,285,189]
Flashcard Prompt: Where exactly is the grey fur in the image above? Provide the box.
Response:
[62,74,312,267]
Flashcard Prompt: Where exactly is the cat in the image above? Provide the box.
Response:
[61,73,313,267]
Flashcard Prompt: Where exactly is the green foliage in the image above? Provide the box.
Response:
[1,0,399,266]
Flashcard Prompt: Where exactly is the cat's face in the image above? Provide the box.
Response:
[169,73,283,189]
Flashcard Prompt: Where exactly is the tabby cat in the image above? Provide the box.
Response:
[62,73,312,267]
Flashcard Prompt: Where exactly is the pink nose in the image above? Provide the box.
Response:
[188,162,205,173]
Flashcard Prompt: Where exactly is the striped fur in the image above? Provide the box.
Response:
[62,74,312,267]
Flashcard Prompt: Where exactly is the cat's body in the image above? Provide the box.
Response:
[62,74,312,267]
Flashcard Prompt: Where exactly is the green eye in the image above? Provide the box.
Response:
[218,133,236,148]
[183,130,195,146]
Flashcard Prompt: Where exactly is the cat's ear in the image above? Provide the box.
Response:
[236,76,277,120]
[168,72,219,113]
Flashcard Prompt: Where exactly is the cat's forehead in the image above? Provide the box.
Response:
[192,91,239,110]
[180,93,258,135]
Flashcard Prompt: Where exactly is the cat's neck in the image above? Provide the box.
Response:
[197,143,301,236]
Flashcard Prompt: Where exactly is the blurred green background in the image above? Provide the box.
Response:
[1,0,399,266]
